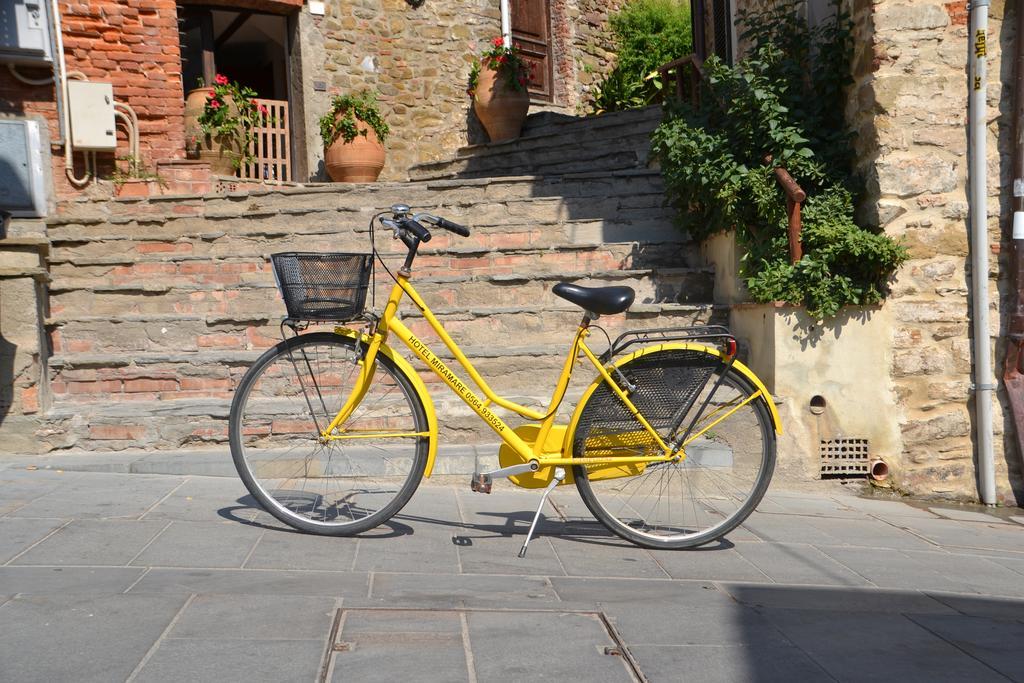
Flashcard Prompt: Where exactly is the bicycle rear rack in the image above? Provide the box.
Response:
[600,325,737,362]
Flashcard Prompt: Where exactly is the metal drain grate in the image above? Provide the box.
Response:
[820,438,870,478]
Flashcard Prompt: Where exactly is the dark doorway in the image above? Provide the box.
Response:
[178,5,293,181]
[511,0,554,102]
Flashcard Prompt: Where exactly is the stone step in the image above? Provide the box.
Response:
[46,343,579,406]
[49,266,715,320]
[49,302,721,357]
[50,171,669,235]
[38,388,589,452]
[408,106,664,181]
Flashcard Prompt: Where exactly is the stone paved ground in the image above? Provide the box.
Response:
[2,453,1024,682]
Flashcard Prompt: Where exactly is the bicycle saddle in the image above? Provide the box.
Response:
[552,282,635,315]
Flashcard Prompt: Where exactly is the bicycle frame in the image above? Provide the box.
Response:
[319,273,768,472]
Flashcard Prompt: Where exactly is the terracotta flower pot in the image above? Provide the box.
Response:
[198,132,242,176]
[473,65,530,143]
[183,87,213,139]
[185,88,242,176]
[324,120,385,183]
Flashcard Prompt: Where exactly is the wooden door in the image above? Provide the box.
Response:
[511,0,553,101]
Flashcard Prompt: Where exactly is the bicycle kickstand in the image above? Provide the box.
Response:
[518,467,565,558]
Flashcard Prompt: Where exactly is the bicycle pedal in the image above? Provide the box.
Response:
[470,472,492,494]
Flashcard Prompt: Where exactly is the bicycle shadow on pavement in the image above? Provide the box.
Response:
[219,494,738,551]
[218,494,415,539]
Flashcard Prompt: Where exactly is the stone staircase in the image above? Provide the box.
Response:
[33,107,720,453]
[411,105,662,180]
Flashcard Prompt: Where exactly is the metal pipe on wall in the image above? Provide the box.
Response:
[500,0,511,47]
[969,0,996,505]
[1004,0,1024,497]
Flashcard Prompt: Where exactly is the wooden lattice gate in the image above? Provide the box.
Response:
[240,98,290,183]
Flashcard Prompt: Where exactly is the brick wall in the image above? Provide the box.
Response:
[0,1,186,199]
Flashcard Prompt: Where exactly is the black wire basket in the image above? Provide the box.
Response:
[270,252,373,322]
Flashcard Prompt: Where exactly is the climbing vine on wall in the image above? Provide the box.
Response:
[651,0,906,318]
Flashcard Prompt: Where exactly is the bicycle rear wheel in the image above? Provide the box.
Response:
[572,347,775,549]
[229,332,428,535]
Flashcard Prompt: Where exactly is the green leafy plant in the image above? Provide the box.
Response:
[196,74,268,169]
[651,0,906,318]
[590,0,691,113]
[108,155,165,186]
[319,90,390,147]
[467,37,532,96]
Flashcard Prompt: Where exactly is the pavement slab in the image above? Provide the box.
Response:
[885,517,1024,553]
[764,607,1010,683]
[168,593,336,640]
[647,545,773,582]
[134,638,327,683]
[547,533,670,579]
[813,546,979,594]
[129,520,265,569]
[719,583,958,615]
[242,528,359,572]
[368,572,559,607]
[11,519,168,567]
[7,471,185,520]
[0,566,148,594]
[466,610,633,681]
[628,643,835,683]
[0,517,68,563]
[908,613,1024,680]
[0,593,189,683]
[138,476,253,523]
[550,576,732,609]
[731,541,873,586]
[127,567,370,597]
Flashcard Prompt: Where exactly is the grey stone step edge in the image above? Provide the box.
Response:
[49,169,668,224]
[49,266,710,294]
[46,302,721,327]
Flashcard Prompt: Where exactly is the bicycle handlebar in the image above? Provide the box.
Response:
[432,216,470,237]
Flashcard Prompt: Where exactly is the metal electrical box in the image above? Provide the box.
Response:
[0,119,47,217]
[68,81,117,151]
[0,1,53,65]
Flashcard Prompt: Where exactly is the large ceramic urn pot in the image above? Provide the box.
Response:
[185,87,240,176]
[324,119,385,183]
[473,65,529,143]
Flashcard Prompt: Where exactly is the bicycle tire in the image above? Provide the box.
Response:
[229,332,429,536]
[572,346,775,549]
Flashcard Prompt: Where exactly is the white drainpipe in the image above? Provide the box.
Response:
[969,0,996,505]
[500,0,511,47]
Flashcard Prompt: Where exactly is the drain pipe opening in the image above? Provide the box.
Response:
[869,459,889,482]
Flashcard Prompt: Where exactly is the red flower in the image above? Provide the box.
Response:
[209,99,221,109]
[497,55,507,65]
[492,37,504,47]
[214,74,229,85]
[258,104,269,115]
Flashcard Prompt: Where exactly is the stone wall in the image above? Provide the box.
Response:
[854,0,1019,503]
[302,0,620,182]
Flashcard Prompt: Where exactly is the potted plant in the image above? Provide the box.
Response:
[468,37,531,142]
[191,74,267,176]
[319,90,390,183]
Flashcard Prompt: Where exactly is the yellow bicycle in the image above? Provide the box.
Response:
[229,204,780,554]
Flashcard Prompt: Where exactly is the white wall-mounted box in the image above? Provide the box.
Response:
[68,81,117,152]
[0,0,53,65]
[0,119,47,217]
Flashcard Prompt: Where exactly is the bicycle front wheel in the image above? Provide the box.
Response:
[572,347,776,549]
[229,332,429,535]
